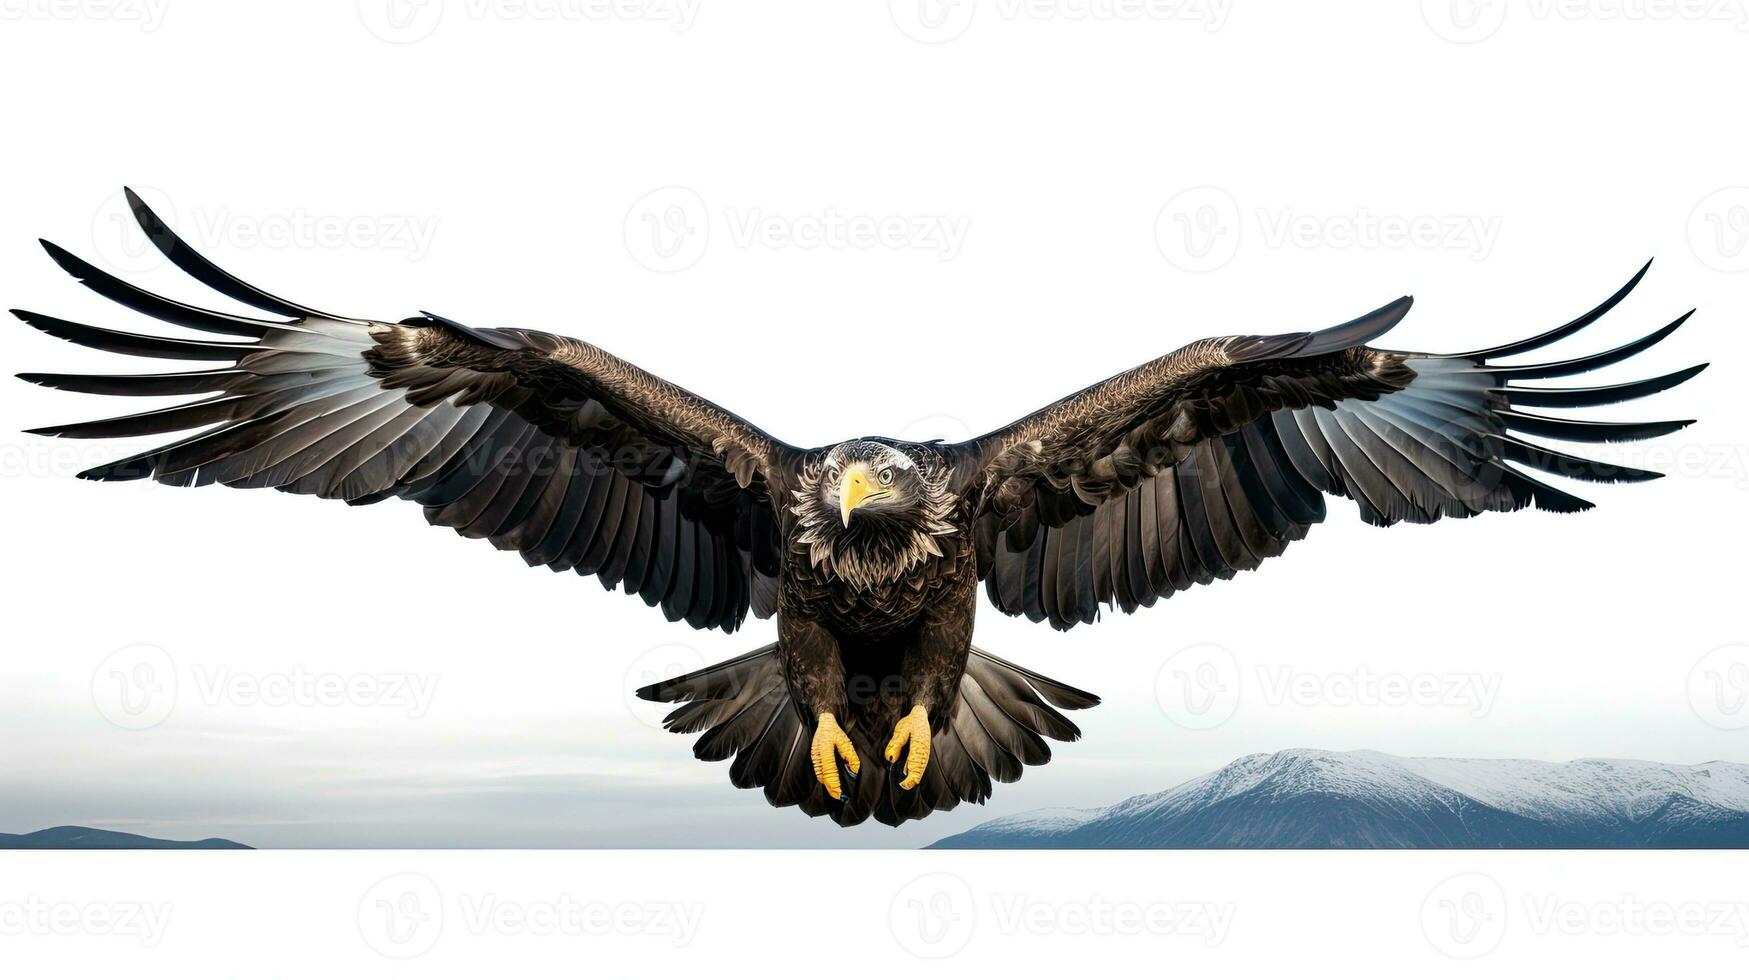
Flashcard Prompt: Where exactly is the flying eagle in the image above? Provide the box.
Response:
[19,191,1703,827]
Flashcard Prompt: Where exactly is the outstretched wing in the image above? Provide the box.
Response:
[18,189,793,633]
[959,263,1704,630]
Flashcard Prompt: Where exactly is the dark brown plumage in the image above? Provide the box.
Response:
[19,191,1704,826]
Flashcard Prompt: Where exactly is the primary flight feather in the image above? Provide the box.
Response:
[18,190,1704,826]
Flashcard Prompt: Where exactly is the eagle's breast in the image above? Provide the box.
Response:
[780,449,971,637]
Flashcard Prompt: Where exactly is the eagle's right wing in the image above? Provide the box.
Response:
[18,190,794,633]
[956,264,1704,630]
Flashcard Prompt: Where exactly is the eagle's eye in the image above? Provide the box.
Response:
[878,467,894,487]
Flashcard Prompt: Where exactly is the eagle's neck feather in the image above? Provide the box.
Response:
[789,461,958,591]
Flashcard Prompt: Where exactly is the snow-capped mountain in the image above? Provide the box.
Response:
[930,750,1749,848]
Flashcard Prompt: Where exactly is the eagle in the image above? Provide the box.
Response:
[19,190,1703,827]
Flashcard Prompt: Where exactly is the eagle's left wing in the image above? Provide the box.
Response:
[956,264,1704,630]
[18,190,794,633]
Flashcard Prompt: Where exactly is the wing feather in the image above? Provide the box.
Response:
[18,192,791,633]
[971,265,1702,629]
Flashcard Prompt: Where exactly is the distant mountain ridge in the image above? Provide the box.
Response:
[0,826,250,849]
[930,750,1749,848]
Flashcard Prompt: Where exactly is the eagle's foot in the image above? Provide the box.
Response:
[810,712,860,801]
[884,704,933,791]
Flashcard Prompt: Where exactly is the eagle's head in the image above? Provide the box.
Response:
[790,439,959,589]
[821,440,927,527]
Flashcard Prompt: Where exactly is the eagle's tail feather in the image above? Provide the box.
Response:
[636,643,1098,828]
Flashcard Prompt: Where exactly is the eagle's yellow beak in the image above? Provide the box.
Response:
[839,464,873,526]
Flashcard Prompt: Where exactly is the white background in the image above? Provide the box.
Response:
[1,0,1747,972]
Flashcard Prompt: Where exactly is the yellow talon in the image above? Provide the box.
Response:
[885,704,932,791]
[811,712,860,800]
